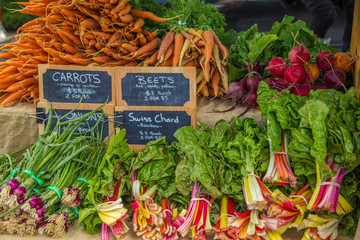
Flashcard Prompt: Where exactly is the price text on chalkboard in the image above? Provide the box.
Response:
[121,73,189,106]
[45,109,109,139]
[121,110,191,144]
[42,69,112,103]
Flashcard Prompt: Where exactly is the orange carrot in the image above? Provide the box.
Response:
[0,66,17,76]
[159,56,173,66]
[5,78,37,92]
[133,18,144,33]
[61,31,83,48]
[30,85,39,98]
[172,33,184,67]
[157,31,174,60]
[1,89,25,106]
[143,30,157,42]
[122,43,138,52]
[137,32,147,46]
[184,60,198,67]
[119,4,131,15]
[146,50,159,65]
[120,14,133,23]
[130,9,174,22]
[63,43,82,54]
[211,68,221,97]
[202,30,214,81]
[77,6,101,22]
[181,31,200,52]
[211,30,228,61]
[80,18,101,32]
[200,84,209,97]
[130,38,161,58]
[0,52,16,59]
[92,55,114,63]
[164,43,174,61]
[124,61,138,66]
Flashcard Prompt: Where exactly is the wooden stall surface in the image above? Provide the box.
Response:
[350,0,360,98]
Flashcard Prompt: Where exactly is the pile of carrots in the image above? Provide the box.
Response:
[0,0,229,106]
[139,29,229,98]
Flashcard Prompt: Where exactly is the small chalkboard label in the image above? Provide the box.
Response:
[42,69,112,103]
[121,73,189,106]
[45,109,109,139]
[121,110,191,144]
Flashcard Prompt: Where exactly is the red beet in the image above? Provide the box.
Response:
[316,51,335,70]
[312,82,328,91]
[291,83,311,96]
[323,68,347,90]
[284,64,308,84]
[289,33,310,64]
[266,57,287,77]
[242,91,258,108]
[223,81,245,101]
[246,75,262,91]
[277,77,290,89]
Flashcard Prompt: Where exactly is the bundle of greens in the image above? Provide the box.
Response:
[129,137,184,240]
[257,81,360,237]
[78,129,135,239]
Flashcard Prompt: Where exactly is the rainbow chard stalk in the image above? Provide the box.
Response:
[177,181,213,240]
[263,132,297,188]
[308,160,348,213]
[300,214,338,240]
[228,209,265,239]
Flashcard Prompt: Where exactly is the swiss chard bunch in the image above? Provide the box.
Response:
[129,137,184,240]
[78,130,135,235]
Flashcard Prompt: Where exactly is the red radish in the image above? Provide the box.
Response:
[289,32,310,64]
[246,75,262,91]
[323,68,347,90]
[312,82,328,90]
[316,51,335,70]
[291,83,311,96]
[284,64,308,84]
[266,57,287,77]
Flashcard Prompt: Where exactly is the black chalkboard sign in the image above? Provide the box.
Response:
[44,109,109,139]
[121,73,189,106]
[120,110,191,144]
[42,69,112,103]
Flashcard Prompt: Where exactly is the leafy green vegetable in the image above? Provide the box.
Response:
[78,130,135,235]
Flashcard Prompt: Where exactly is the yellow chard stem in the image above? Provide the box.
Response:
[219,195,229,229]
[307,162,321,211]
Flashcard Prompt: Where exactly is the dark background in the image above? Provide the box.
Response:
[208,0,348,50]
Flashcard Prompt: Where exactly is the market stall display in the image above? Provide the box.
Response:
[0,0,360,239]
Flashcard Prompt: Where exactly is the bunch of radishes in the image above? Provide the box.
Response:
[265,35,349,97]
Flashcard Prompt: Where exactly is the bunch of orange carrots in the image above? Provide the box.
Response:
[0,0,168,106]
[140,29,229,98]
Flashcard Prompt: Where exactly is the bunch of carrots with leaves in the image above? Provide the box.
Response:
[139,27,229,98]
